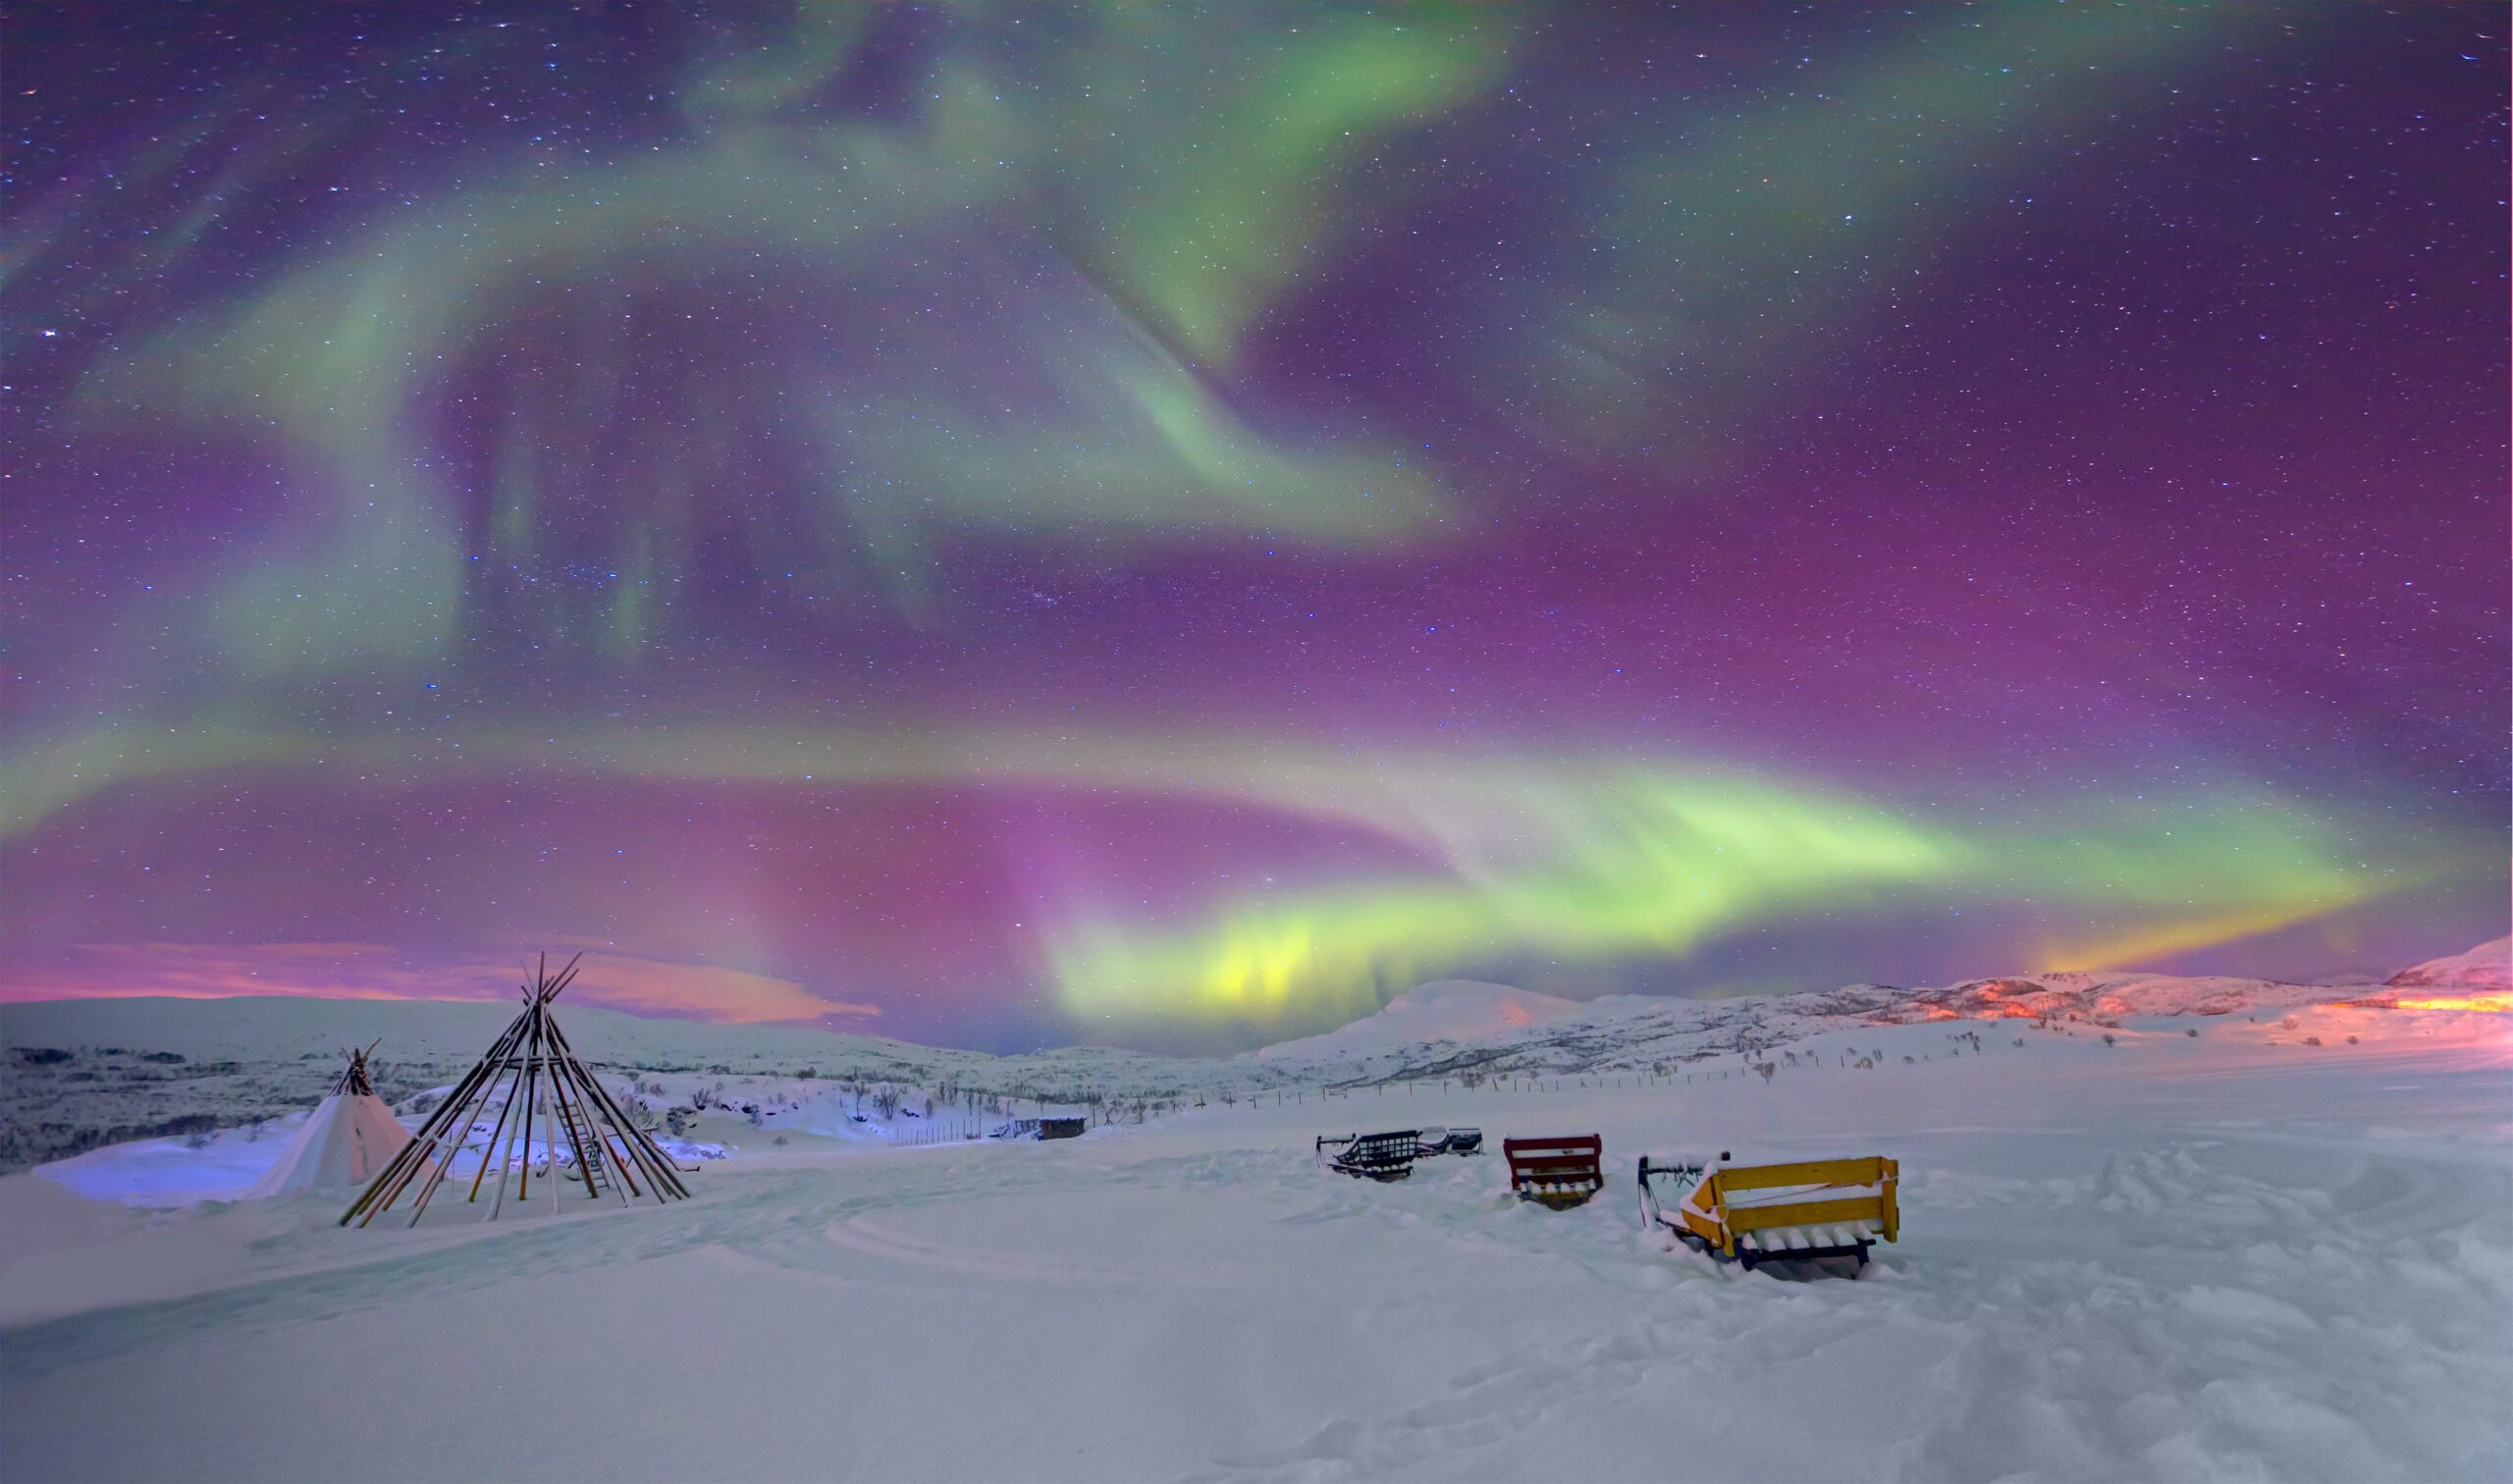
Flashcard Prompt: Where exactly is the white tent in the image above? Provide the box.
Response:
[248,1093,412,1196]
[248,1045,412,1198]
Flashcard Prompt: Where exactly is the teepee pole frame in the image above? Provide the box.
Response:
[341,951,692,1227]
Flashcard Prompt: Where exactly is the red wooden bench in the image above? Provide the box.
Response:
[1504,1134,1603,1208]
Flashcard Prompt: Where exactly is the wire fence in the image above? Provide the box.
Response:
[874,1035,1999,1141]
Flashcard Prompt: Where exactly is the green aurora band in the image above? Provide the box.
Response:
[0,716,2427,1033]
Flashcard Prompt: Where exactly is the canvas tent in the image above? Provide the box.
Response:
[247,1043,412,1198]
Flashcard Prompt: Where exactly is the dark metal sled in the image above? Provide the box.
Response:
[990,1116,1086,1140]
[1317,1130,1419,1181]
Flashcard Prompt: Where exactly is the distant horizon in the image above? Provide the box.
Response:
[4,928,2494,1059]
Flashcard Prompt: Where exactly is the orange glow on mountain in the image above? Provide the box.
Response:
[2389,992,2512,1013]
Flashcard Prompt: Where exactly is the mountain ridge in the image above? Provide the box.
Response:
[8,936,2500,1172]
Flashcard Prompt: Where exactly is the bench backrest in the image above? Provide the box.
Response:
[1702,1156,1898,1244]
[1504,1135,1603,1188]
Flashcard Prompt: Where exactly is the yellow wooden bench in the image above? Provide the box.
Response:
[1638,1153,1898,1271]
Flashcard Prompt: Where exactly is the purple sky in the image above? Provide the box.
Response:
[4,3,2504,1050]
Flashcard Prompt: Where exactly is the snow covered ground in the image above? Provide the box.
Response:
[2,967,2506,1481]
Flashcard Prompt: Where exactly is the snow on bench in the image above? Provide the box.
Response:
[1505,1135,1604,1209]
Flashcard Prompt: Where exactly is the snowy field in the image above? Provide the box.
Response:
[3,986,2507,1482]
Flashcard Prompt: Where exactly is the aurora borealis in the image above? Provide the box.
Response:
[4,3,2504,1051]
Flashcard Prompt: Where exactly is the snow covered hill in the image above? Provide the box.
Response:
[1253,980,1581,1064]
[12,937,2506,1192]
[2386,933,2511,991]
[1238,967,2385,1088]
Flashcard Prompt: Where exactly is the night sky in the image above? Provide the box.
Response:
[4,3,2504,1052]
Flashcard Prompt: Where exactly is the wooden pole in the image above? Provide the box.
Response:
[548,1055,613,1202]
[545,1014,688,1199]
[557,1051,647,1201]
[543,1019,680,1198]
[462,1044,531,1206]
[347,1005,532,1226]
[547,1058,600,1197]
[406,1043,529,1227]
[491,1003,545,1220]
[543,1042,562,1214]
[350,1011,525,1219]
[543,1018,645,1195]
[374,1034,512,1226]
